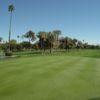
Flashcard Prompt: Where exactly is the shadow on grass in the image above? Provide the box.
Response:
[88,97,100,100]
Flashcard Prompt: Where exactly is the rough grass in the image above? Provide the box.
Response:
[0,50,100,100]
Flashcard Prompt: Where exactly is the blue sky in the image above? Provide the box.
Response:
[0,0,100,44]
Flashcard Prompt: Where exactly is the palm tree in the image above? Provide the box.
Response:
[47,32,55,53]
[37,31,47,52]
[8,4,14,51]
[23,30,36,49]
[63,37,69,51]
[53,30,61,48]
[23,30,35,42]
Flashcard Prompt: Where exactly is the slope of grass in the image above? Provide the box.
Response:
[0,55,100,100]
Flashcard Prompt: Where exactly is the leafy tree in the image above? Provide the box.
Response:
[10,39,17,51]
[21,41,31,50]
[1,43,8,52]
[68,38,74,48]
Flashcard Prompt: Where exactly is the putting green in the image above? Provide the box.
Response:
[0,55,100,100]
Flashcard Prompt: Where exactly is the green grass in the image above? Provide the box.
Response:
[0,50,100,100]
[13,49,100,58]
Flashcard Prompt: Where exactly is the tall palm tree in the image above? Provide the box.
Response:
[53,30,61,49]
[8,4,14,51]
[47,32,55,53]
[63,37,69,51]
[37,31,47,52]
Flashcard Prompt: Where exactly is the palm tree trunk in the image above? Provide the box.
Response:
[57,35,59,51]
[8,12,12,51]
[41,39,44,54]
[29,39,31,50]
[43,41,45,53]
[50,43,52,53]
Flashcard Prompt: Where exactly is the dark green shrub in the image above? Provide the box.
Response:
[5,51,13,56]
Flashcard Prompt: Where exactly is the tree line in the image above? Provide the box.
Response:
[0,30,100,55]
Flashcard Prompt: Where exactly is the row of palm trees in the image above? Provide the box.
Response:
[37,30,61,53]
[22,30,61,53]
[21,30,90,54]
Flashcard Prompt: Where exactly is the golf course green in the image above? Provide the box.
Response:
[0,51,100,100]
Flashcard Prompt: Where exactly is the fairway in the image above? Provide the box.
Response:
[0,55,100,100]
